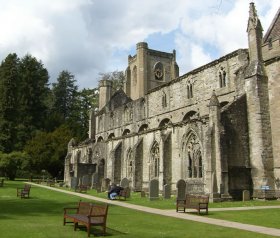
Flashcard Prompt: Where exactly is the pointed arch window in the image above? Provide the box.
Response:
[184,133,203,178]
[187,83,193,99]
[219,67,227,88]
[150,142,160,179]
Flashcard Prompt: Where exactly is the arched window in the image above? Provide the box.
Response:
[122,129,130,136]
[138,124,149,133]
[219,67,227,88]
[108,133,115,140]
[154,62,164,80]
[150,142,160,179]
[184,133,203,179]
[187,83,194,99]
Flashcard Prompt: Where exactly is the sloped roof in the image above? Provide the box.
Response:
[263,7,280,43]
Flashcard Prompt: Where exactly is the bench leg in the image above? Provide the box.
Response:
[87,224,91,237]
[74,221,78,231]
[102,225,106,235]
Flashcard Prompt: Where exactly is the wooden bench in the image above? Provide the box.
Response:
[117,187,129,200]
[17,184,31,198]
[74,204,109,237]
[176,194,209,214]
[64,202,109,237]
[75,184,88,193]
[63,201,92,225]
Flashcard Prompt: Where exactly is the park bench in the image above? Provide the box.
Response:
[75,184,88,193]
[64,201,109,237]
[17,184,31,198]
[117,187,129,200]
[176,194,209,215]
[63,201,92,225]
[0,178,4,187]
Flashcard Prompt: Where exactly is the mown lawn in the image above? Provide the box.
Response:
[0,180,279,238]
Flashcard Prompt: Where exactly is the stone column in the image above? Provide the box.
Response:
[208,91,222,201]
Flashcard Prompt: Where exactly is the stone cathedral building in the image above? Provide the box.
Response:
[64,3,280,201]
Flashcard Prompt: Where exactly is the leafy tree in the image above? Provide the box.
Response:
[0,151,29,180]
[24,125,73,177]
[75,88,99,139]
[0,53,20,152]
[99,70,125,93]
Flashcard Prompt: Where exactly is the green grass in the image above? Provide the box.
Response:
[210,209,280,229]
[0,180,279,238]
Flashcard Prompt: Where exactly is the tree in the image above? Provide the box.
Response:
[0,151,29,180]
[0,53,20,152]
[99,70,125,93]
[18,54,50,129]
[24,125,73,177]
[52,70,78,121]
[75,88,99,139]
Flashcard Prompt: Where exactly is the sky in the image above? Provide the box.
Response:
[0,0,278,89]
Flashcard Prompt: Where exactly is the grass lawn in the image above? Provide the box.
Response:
[0,180,279,238]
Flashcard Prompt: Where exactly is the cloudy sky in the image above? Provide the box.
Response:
[0,0,278,89]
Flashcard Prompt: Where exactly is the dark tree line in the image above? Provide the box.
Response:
[0,53,100,179]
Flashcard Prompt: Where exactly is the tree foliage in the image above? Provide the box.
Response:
[0,151,29,180]
[24,125,72,178]
[0,54,20,152]
[0,51,125,178]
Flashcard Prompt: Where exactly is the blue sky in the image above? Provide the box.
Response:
[0,0,278,89]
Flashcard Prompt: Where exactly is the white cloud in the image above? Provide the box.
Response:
[0,0,277,89]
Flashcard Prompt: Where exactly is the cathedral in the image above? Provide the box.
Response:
[64,3,280,201]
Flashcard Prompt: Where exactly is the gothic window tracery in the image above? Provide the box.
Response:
[150,142,160,179]
[184,133,203,179]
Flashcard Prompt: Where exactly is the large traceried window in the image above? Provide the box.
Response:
[150,142,160,179]
[184,133,203,179]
